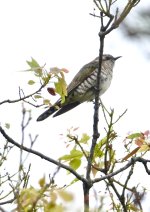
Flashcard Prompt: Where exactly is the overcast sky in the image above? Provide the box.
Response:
[0,0,150,211]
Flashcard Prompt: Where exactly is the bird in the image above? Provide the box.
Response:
[37,54,121,121]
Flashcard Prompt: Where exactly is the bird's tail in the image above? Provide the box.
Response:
[37,101,80,121]
[37,105,58,121]
[53,101,80,117]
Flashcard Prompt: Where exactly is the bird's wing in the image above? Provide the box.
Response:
[52,58,99,107]
[67,58,99,94]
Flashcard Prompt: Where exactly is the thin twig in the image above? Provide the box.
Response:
[0,84,45,105]
[72,136,88,160]
[109,179,127,212]
[0,126,87,184]
[103,109,114,174]
[121,164,134,199]
[86,12,105,182]
[92,157,150,184]
[23,99,44,108]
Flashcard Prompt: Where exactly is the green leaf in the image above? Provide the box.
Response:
[20,187,39,207]
[34,95,42,99]
[80,133,90,144]
[59,149,83,161]
[19,67,42,77]
[5,123,10,129]
[38,176,46,187]
[26,58,44,78]
[138,144,150,152]
[28,80,35,85]
[34,68,43,77]
[59,154,74,161]
[43,99,50,105]
[127,203,140,211]
[69,158,81,170]
[70,149,83,158]
[58,190,74,202]
[97,137,107,148]
[54,76,67,103]
[109,148,115,163]
[94,144,104,158]
[42,74,51,84]
[127,133,142,139]
[26,57,40,68]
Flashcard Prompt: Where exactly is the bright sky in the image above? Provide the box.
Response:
[0,0,150,211]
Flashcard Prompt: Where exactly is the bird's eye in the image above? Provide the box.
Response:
[105,55,113,61]
[105,56,110,60]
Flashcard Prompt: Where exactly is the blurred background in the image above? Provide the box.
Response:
[0,0,150,211]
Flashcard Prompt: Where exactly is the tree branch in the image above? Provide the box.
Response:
[86,10,114,183]
[0,84,45,105]
[92,0,141,36]
[0,126,87,184]
[0,198,15,205]
[92,157,150,184]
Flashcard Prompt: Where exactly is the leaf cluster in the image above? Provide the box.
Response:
[26,58,68,106]
[16,176,73,212]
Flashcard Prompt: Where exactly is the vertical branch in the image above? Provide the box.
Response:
[16,104,32,211]
[84,12,109,212]
[104,109,114,173]
[121,164,134,202]
[84,4,115,209]
[86,12,105,182]
[83,182,90,212]
[106,164,134,211]
[107,179,128,212]
[19,103,26,167]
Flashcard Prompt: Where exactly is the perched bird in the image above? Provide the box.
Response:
[37,54,121,121]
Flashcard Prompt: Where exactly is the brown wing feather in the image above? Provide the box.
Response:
[49,57,99,110]
[67,57,99,94]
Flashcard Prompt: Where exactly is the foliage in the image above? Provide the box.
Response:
[25,57,68,106]
[1,0,150,212]
[16,176,73,212]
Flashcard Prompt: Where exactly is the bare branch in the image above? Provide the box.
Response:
[93,0,141,37]
[69,135,88,161]
[0,84,46,105]
[0,126,87,184]
[121,164,134,199]
[93,157,150,184]
[86,11,105,182]
[112,0,141,28]
[0,198,15,206]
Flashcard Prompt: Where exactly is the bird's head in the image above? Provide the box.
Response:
[103,54,122,61]
[93,54,121,72]
[94,54,121,70]
[94,54,121,62]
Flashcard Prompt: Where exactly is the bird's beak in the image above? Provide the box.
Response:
[114,56,122,60]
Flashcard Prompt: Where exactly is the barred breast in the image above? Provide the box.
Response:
[71,68,113,102]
